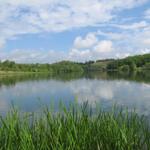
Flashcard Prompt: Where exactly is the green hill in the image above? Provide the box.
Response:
[107,53,150,71]
[0,53,149,73]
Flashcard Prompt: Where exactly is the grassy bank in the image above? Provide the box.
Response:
[0,104,150,150]
[0,71,52,75]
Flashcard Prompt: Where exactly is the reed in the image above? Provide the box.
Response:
[0,103,149,150]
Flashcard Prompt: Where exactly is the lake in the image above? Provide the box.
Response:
[0,71,150,116]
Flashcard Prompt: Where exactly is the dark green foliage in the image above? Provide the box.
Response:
[83,60,113,71]
[107,53,150,71]
[0,60,84,73]
[119,65,130,72]
[51,61,84,73]
[143,63,150,70]
[0,53,149,73]
[0,104,150,150]
[107,61,118,71]
[96,59,115,63]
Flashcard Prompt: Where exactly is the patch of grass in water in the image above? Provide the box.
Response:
[0,103,150,150]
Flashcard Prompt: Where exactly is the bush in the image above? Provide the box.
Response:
[143,63,150,70]
[119,65,130,72]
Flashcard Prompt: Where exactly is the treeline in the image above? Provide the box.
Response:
[107,53,150,71]
[0,53,150,73]
[0,60,84,73]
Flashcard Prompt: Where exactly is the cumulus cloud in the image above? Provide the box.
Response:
[68,32,114,62]
[0,0,149,62]
[94,41,113,53]
[0,0,148,48]
[0,30,115,63]
[1,23,150,63]
[74,33,98,49]
[0,49,67,63]
[68,49,91,62]
[95,20,150,58]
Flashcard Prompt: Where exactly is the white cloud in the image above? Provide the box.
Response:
[0,36,114,63]
[0,0,148,48]
[1,24,150,63]
[68,49,91,62]
[95,20,150,58]
[140,49,150,54]
[69,35,114,62]
[113,21,148,30]
[115,53,130,58]
[0,0,149,62]
[74,33,98,49]
[94,22,150,57]
[94,40,113,53]
[0,49,67,63]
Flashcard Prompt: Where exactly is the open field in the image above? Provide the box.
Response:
[0,104,149,150]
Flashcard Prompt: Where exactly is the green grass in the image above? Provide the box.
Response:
[0,103,150,150]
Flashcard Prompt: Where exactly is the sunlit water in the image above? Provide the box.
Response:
[0,71,150,116]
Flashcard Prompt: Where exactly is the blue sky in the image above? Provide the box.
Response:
[0,0,150,63]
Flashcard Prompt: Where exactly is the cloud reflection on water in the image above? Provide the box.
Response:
[0,77,149,115]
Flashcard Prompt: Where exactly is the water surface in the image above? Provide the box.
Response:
[0,71,150,115]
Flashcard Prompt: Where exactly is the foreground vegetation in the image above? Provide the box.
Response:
[0,104,150,150]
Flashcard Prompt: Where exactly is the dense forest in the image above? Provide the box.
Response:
[0,53,150,73]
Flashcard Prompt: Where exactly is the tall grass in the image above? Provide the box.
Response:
[0,103,150,150]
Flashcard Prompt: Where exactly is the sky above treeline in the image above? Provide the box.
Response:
[0,0,150,63]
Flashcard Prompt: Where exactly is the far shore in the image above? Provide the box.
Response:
[0,71,51,75]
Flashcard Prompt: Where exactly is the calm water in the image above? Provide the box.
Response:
[0,71,150,115]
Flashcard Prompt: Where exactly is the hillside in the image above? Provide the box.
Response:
[90,59,114,71]
[0,53,149,73]
[83,53,150,71]
[0,60,83,73]
[107,53,150,71]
